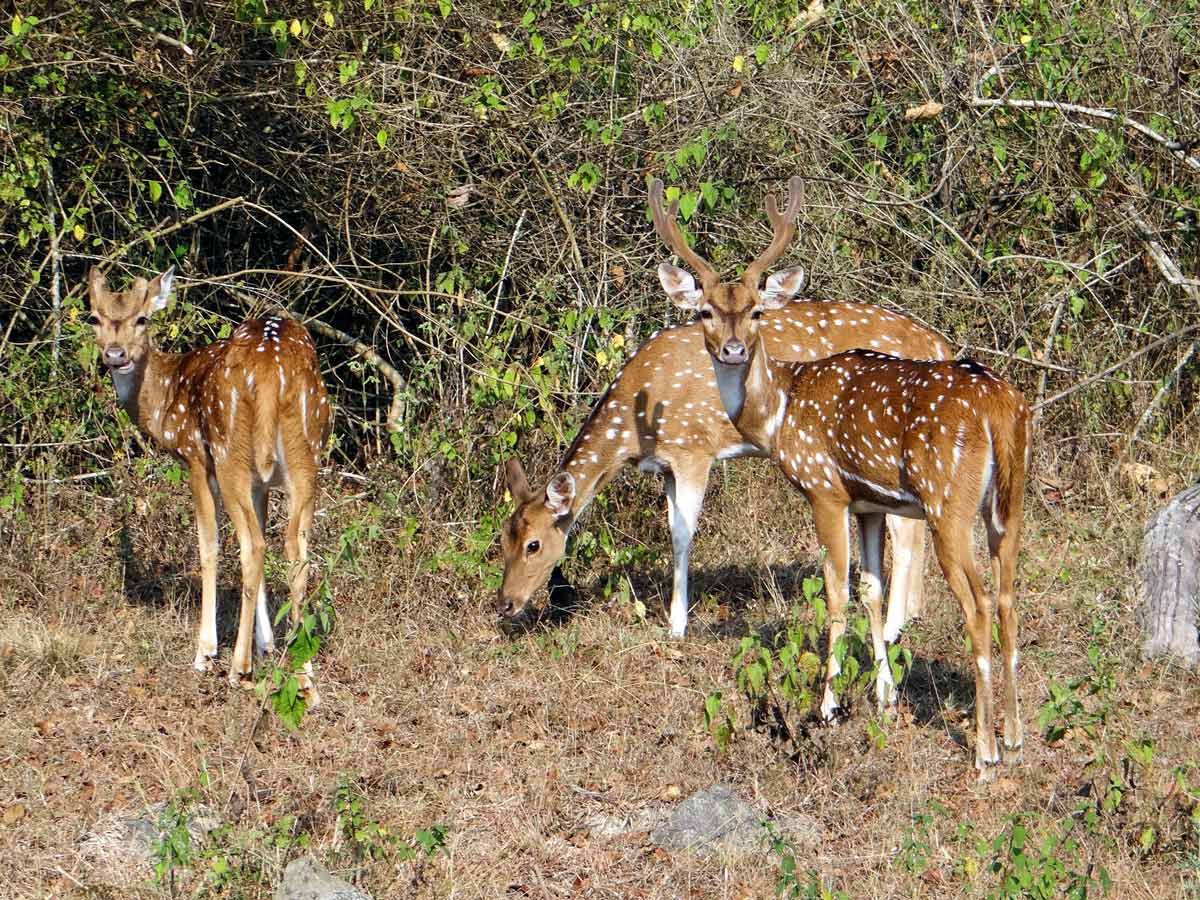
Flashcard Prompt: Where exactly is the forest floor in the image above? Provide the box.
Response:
[1,454,1198,899]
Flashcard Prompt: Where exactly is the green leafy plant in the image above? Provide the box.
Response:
[703,691,736,751]
[765,821,848,899]
[150,796,195,893]
[987,814,1111,899]
[334,774,450,873]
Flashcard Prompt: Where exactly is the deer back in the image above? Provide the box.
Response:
[152,317,330,477]
[778,351,1026,516]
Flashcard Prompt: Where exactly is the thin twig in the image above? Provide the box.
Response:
[488,209,525,335]
[41,162,63,367]
[970,95,1200,174]
[1130,342,1197,444]
[97,196,246,272]
[1123,206,1200,445]
[305,317,408,433]
[1032,254,1138,426]
[524,149,584,271]
[1126,207,1200,294]
[1035,323,1200,410]
[124,14,194,56]
[961,344,1072,372]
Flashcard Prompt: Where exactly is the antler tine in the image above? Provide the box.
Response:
[743,175,805,289]
[649,178,718,286]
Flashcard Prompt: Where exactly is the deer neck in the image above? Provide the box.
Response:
[553,396,641,525]
[113,348,184,446]
[713,340,789,453]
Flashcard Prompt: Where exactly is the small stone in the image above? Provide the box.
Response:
[651,785,762,854]
[275,856,372,900]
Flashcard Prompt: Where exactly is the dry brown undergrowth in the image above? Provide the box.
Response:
[1,452,1198,899]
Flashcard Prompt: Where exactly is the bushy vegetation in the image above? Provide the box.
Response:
[2,0,1198,486]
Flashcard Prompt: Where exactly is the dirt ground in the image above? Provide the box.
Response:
[1,452,1198,899]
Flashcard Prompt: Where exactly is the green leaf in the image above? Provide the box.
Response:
[376,128,388,150]
[678,190,699,221]
[147,180,162,202]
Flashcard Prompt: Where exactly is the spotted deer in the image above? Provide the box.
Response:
[654,176,1029,774]
[87,266,331,705]
[497,194,952,642]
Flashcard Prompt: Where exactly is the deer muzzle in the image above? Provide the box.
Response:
[103,345,133,371]
[494,591,522,618]
[719,340,748,365]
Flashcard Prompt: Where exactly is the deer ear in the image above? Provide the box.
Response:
[544,471,575,518]
[147,266,175,314]
[503,458,534,504]
[87,267,109,303]
[658,262,703,311]
[760,266,807,308]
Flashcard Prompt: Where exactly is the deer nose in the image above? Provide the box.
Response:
[494,593,517,617]
[103,345,129,367]
[720,340,747,364]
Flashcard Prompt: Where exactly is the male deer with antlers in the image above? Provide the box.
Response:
[652,176,1029,774]
[87,266,331,705]
[497,190,952,643]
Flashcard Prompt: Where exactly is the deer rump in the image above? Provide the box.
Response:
[185,318,330,486]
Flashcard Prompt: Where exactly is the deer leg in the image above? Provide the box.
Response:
[989,519,1023,764]
[812,500,851,722]
[251,483,275,657]
[884,515,926,642]
[189,469,220,672]
[284,459,320,708]
[931,519,999,776]
[221,484,266,690]
[663,458,710,639]
[858,512,896,710]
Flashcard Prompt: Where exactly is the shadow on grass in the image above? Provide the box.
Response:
[508,556,980,753]
[117,520,249,646]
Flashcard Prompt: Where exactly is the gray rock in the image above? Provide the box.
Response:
[651,785,763,854]
[275,856,372,900]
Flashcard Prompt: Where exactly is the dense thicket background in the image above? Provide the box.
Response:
[3,0,1198,490]
[2,2,1200,897]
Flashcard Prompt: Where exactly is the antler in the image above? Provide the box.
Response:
[649,178,719,288]
[742,175,805,289]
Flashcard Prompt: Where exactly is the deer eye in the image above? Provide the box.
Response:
[750,309,764,321]
[86,314,99,326]
[135,315,148,326]
[526,540,541,555]
[699,308,713,320]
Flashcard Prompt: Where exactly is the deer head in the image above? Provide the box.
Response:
[495,457,576,619]
[651,177,808,366]
[86,265,175,374]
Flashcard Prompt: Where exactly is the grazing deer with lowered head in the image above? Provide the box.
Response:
[87,266,331,705]
[497,190,951,640]
[654,176,1029,775]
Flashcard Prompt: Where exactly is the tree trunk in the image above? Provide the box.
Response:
[1137,484,1200,668]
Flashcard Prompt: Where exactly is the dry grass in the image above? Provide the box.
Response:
[0,455,1198,899]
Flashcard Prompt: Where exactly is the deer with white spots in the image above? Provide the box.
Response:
[496,188,952,643]
[655,176,1029,775]
[87,266,331,705]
